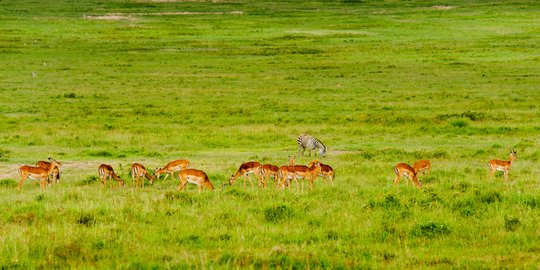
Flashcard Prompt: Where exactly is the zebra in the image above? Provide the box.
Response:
[297,134,327,157]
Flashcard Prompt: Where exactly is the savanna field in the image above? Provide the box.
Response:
[0,0,539,268]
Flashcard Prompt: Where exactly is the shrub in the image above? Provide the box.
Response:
[164,191,195,205]
[451,119,469,128]
[264,205,295,223]
[77,212,97,226]
[504,216,520,232]
[0,178,17,188]
[78,175,98,186]
[411,221,451,238]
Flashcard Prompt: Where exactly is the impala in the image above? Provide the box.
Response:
[393,162,422,189]
[228,161,262,188]
[488,149,517,181]
[154,159,190,181]
[413,159,431,176]
[308,160,335,185]
[98,164,124,188]
[36,159,61,184]
[18,157,62,191]
[178,169,214,192]
[131,163,156,188]
[279,162,322,192]
[258,164,279,188]
[276,156,297,189]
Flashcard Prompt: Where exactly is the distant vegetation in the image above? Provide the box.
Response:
[0,0,538,268]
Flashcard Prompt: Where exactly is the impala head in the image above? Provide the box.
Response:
[308,160,319,167]
[228,175,236,186]
[154,167,162,180]
[509,149,518,160]
[288,156,296,166]
[413,172,422,189]
[48,157,62,167]
[118,178,125,187]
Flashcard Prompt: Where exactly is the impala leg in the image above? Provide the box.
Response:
[393,174,401,185]
[40,177,47,191]
[179,178,189,191]
[18,174,28,191]
[329,174,335,186]
[309,176,315,190]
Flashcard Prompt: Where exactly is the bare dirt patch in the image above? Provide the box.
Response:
[84,14,135,21]
[431,6,456,10]
[85,11,243,20]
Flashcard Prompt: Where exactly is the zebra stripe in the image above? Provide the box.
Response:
[297,134,327,157]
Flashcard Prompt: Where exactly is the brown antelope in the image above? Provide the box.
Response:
[393,163,422,189]
[258,164,279,188]
[228,161,262,188]
[131,163,156,188]
[279,162,322,192]
[488,149,517,181]
[276,156,297,189]
[413,159,431,176]
[18,157,62,191]
[178,169,214,192]
[98,164,124,188]
[36,159,61,184]
[308,160,334,185]
[154,159,189,181]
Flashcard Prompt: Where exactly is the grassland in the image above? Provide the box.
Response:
[0,0,539,268]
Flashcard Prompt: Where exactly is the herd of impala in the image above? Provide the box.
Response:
[16,149,518,192]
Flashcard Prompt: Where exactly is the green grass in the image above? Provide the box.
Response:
[0,0,539,268]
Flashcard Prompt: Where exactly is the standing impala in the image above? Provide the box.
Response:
[413,159,431,176]
[131,163,156,188]
[308,160,335,185]
[258,164,279,188]
[18,157,62,191]
[98,164,124,188]
[36,159,61,184]
[154,159,190,181]
[276,156,297,189]
[488,149,517,181]
[393,162,422,189]
[178,169,214,192]
[228,161,262,188]
[279,162,322,192]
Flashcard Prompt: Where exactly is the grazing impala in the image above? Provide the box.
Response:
[36,159,61,184]
[18,157,62,191]
[279,162,322,192]
[393,163,422,189]
[178,169,214,192]
[228,161,262,188]
[131,163,156,188]
[98,164,124,188]
[154,159,190,181]
[413,159,431,176]
[488,149,517,181]
[308,160,334,185]
[258,164,279,188]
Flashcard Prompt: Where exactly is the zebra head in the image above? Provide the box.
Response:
[319,146,327,157]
